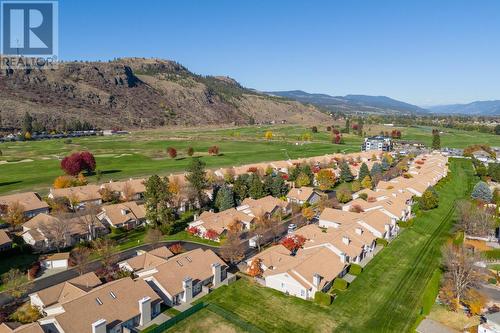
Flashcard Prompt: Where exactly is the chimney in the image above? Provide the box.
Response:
[212,263,222,286]
[312,273,322,288]
[121,208,128,216]
[139,296,151,326]
[355,227,363,235]
[340,252,347,263]
[342,236,350,245]
[92,319,107,333]
[182,277,193,303]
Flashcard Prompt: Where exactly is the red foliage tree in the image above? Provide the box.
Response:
[168,243,184,254]
[187,226,199,236]
[208,146,220,156]
[167,147,177,159]
[205,229,219,240]
[247,167,258,173]
[333,134,342,144]
[61,151,96,176]
[80,151,96,172]
[281,234,306,252]
[332,129,340,135]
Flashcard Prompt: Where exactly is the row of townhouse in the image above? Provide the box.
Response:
[0,150,388,223]
[20,201,147,252]
[22,247,229,333]
[247,153,449,300]
[188,195,292,241]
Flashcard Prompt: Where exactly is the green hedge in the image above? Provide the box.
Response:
[489,278,497,285]
[397,219,415,228]
[332,278,348,291]
[376,238,388,247]
[314,291,332,306]
[349,264,363,276]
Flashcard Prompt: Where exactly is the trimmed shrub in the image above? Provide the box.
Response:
[332,278,348,291]
[397,219,415,228]
[376,238,388,247]
[349,264,363,276]
[358,193,368,201]
[314,291,332,306]
[488,277,497,285]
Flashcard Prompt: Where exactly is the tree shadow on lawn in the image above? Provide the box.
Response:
[0,180,22,187]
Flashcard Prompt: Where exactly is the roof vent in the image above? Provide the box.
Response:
[176,260,183,267]
[186,256,192,262]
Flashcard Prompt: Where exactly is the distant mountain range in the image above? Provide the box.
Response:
[428,100,500,116]
[266,90,428,115]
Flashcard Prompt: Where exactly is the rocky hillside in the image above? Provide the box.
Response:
[0,58,331,129]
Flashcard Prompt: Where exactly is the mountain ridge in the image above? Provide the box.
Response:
[428,100,500,115]
[266,90,428,115]
[0,58,331,130]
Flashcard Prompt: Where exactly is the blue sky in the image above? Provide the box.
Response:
[59,0,500,106]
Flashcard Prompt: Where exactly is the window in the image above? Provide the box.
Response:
[301,290,305,296]
[110,291,117,299]
[96,297,103,305]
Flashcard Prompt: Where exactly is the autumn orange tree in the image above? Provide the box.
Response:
[302,207,315,221]
[316,169,336,190]
[264,131,273,140]
[247,258,264,277]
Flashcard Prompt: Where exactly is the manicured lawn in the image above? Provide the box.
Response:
[0,124,496,195]
[163,231,219,247]
[194,279,336,333]
[330,158,475,332]
[166,308,244,333]
[167,158,475,333]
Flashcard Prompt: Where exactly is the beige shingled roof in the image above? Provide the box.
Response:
[54,277,160,333]
[120,248,172,272]
[51,185,102,203]
[102,178,146,195]
[198,208,254,234]
[32,272,102,307]
[23,213,105,237]
[240,196,288,216]
[149,248,226,296]
[0,192,48,213]
[255,244,345,290]
[287,187,317,202]
[0,230,12,246]
[0,323,44,333]
[99,202,146,227]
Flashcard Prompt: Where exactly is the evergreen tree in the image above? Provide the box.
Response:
[340,161,354,183]
[370,162,383,177]
[381,156,390,171]
[233,174,249,204]
[432,129,441,150]
[215,185,235,211]
[471,181,493,202]
[272,176,289,197]
[144,175,173,227]
[185,158,207,206]
[248,174,265,199]
[358,162,370,181]
[22,112,33,134]
[345,118,350,133]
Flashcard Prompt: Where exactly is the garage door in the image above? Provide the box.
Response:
[51,260,68,268]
